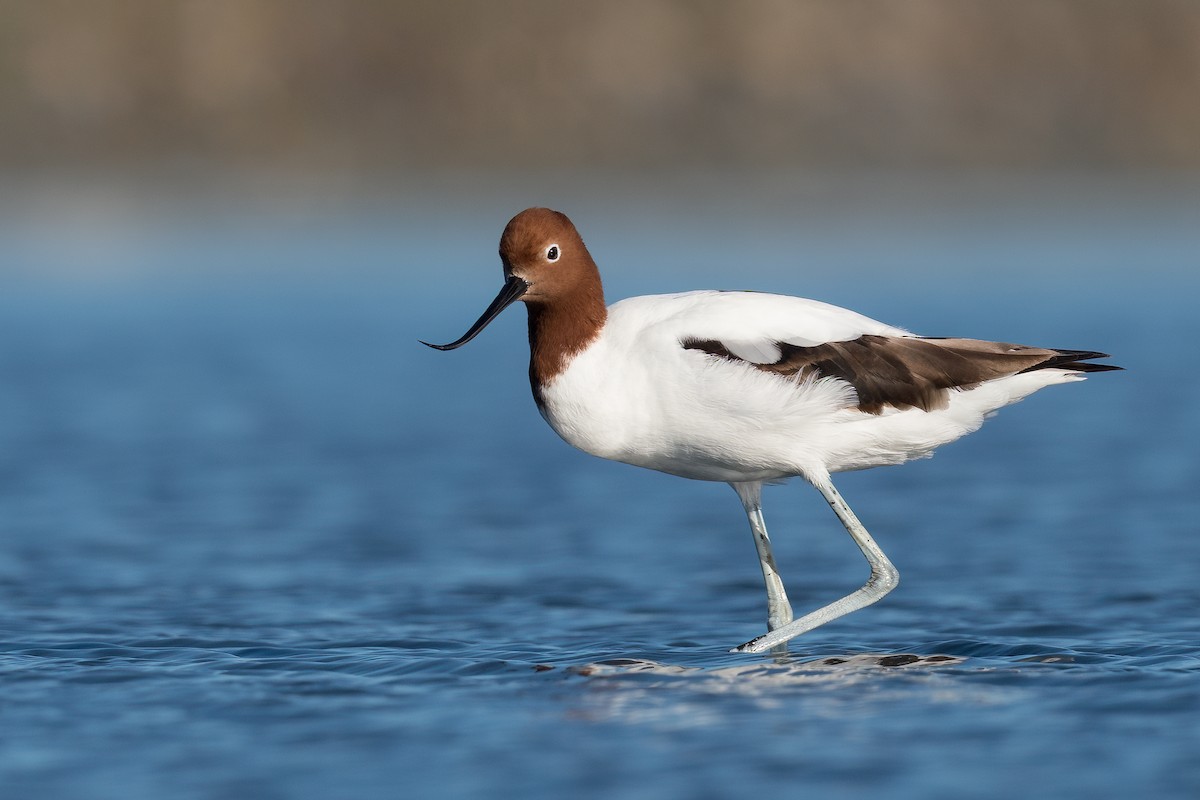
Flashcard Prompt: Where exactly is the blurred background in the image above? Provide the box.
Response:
[2,3,1199,799]
[2,0,1198,272]
[5,0,1200,173]
[2,0,1197,286]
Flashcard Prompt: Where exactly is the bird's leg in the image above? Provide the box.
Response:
[731,482,794,643]
[732,477,899,654]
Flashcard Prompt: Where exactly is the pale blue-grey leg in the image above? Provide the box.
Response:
[731,482,794,652]
[732,476,899,654]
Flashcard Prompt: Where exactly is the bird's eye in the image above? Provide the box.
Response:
[545,244,560,262]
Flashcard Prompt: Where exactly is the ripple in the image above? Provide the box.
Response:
[1,265,1198,798]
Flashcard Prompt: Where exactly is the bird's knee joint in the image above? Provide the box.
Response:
[871,566,900,593]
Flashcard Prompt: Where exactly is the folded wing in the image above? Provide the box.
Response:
[683,334,1120,414]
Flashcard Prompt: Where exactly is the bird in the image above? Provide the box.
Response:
[421,207,1120,654]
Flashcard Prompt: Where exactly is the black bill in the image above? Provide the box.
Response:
[420,275,530,351]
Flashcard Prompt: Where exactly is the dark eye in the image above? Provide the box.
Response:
[545,244,560,262]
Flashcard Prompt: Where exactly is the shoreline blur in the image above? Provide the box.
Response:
[4,1,1199,174]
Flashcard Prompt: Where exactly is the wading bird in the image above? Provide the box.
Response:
[422,208,1119,653]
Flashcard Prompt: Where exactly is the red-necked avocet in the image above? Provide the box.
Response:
[422,208,1120,654]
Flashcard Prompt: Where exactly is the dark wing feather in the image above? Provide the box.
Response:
[683,335,1120,414]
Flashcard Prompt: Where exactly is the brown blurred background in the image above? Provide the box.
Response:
[5,0,1199,176]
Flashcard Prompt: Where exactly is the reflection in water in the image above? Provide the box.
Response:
[558,655,1028,728]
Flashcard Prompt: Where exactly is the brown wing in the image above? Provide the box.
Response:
[683,335,1117,414]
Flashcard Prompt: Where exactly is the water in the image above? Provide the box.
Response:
[1,177,1198,798]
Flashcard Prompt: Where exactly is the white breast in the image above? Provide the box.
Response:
[537,292,853,480]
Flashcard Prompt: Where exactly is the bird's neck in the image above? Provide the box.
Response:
[526,283,607,406]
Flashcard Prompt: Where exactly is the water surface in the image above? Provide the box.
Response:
[1,178,1197,798]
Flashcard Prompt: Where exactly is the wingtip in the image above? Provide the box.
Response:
[1023,349,1123,374]
[1063,362,1124,373]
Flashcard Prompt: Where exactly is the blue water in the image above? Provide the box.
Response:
[1,178,1198,798]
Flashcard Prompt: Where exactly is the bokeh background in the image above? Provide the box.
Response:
[3,0,1197,289]
[2,3,1198,800]
[6,0,1200,172]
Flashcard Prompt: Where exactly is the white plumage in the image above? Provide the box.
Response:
[538,290,1084,483]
